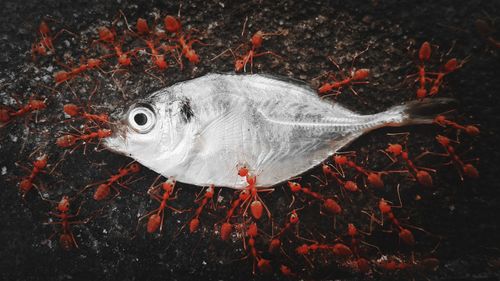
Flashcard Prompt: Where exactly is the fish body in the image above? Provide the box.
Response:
[105,73,449,189]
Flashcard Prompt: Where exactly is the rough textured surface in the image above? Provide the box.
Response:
[0,0,499,280]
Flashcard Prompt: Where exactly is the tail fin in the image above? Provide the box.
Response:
[384,98,457,126]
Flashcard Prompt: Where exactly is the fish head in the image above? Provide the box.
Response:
[104,94,189,166]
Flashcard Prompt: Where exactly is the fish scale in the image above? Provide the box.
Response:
[105,73,452,189]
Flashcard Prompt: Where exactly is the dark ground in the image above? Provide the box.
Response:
[0,0,499,280]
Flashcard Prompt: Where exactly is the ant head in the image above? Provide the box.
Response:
[378,198,391,214]
[129,163,141,173]
[322,164,332,175]
[154,55,168,69]
[434,115,446,124]
[287,181,302,193]
[187,50,200,64]
[239,189,250,201]
[34,155,48,169]
[234,60,244,72]
[386,144,403,156]
[347,223,357,236]
[118,54,131,66]
[35,43,47,55]
[39,21,50,34]
[98,129,112,139]
[344,181,358,192]
[237,164,249,177]
[162,178,176,192]
[87,58,101,68]
[58,196,70,212]
[436,135,450,146]
[206,185,215,198]
[289,210,299,224]
[334,155,348,165]
[296,244,309,255]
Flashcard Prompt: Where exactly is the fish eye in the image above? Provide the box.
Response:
[128,104,156,133]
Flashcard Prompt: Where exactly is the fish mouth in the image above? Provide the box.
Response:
[103,109,128,153]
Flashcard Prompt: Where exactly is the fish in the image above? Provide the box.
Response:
[104,73,452,189]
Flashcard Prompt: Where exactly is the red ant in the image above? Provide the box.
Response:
[233,31,282,73]
[321,164,359,192]
[434,115,480,136]
[108,42,141,67]
[31,20,74,61]
[56,128,112,149]
[428,58,459,96]
[86,163,141,201]
[163,15,204,68]
[219,192,245,241]
[243,223,272,274]
[18,154,48,197]
[296,242,353,257]
[189,185,215,233]
[412,41,432,99]
[334,154,384,189]
[287,181,342,215]
[345,223,373,274]
[268,210,300,254]
[435,135,479,179]
[318,65,370,97]
[378,198,415,246]
[97,26,116,44]
[96,31,142,68]
[385,143,434,188]
[240,172,273,220]
[218,168,272,239]
[142,39,171,70]
[0,97,46,126]
[139,178,182,234]
[317,46,370,98]
[279,265,296,277]
[54,58,102,85]
[63,103,109,124]
[45,196,87,250]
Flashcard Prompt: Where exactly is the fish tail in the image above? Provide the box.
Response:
[394,98,457,125]
[370,98,457,128]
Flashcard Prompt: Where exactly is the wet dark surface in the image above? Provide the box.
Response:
[0,0,499,280]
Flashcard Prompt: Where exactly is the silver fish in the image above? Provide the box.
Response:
[105,73,451,189]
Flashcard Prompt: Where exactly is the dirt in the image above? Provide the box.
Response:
[1,0,499,280]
